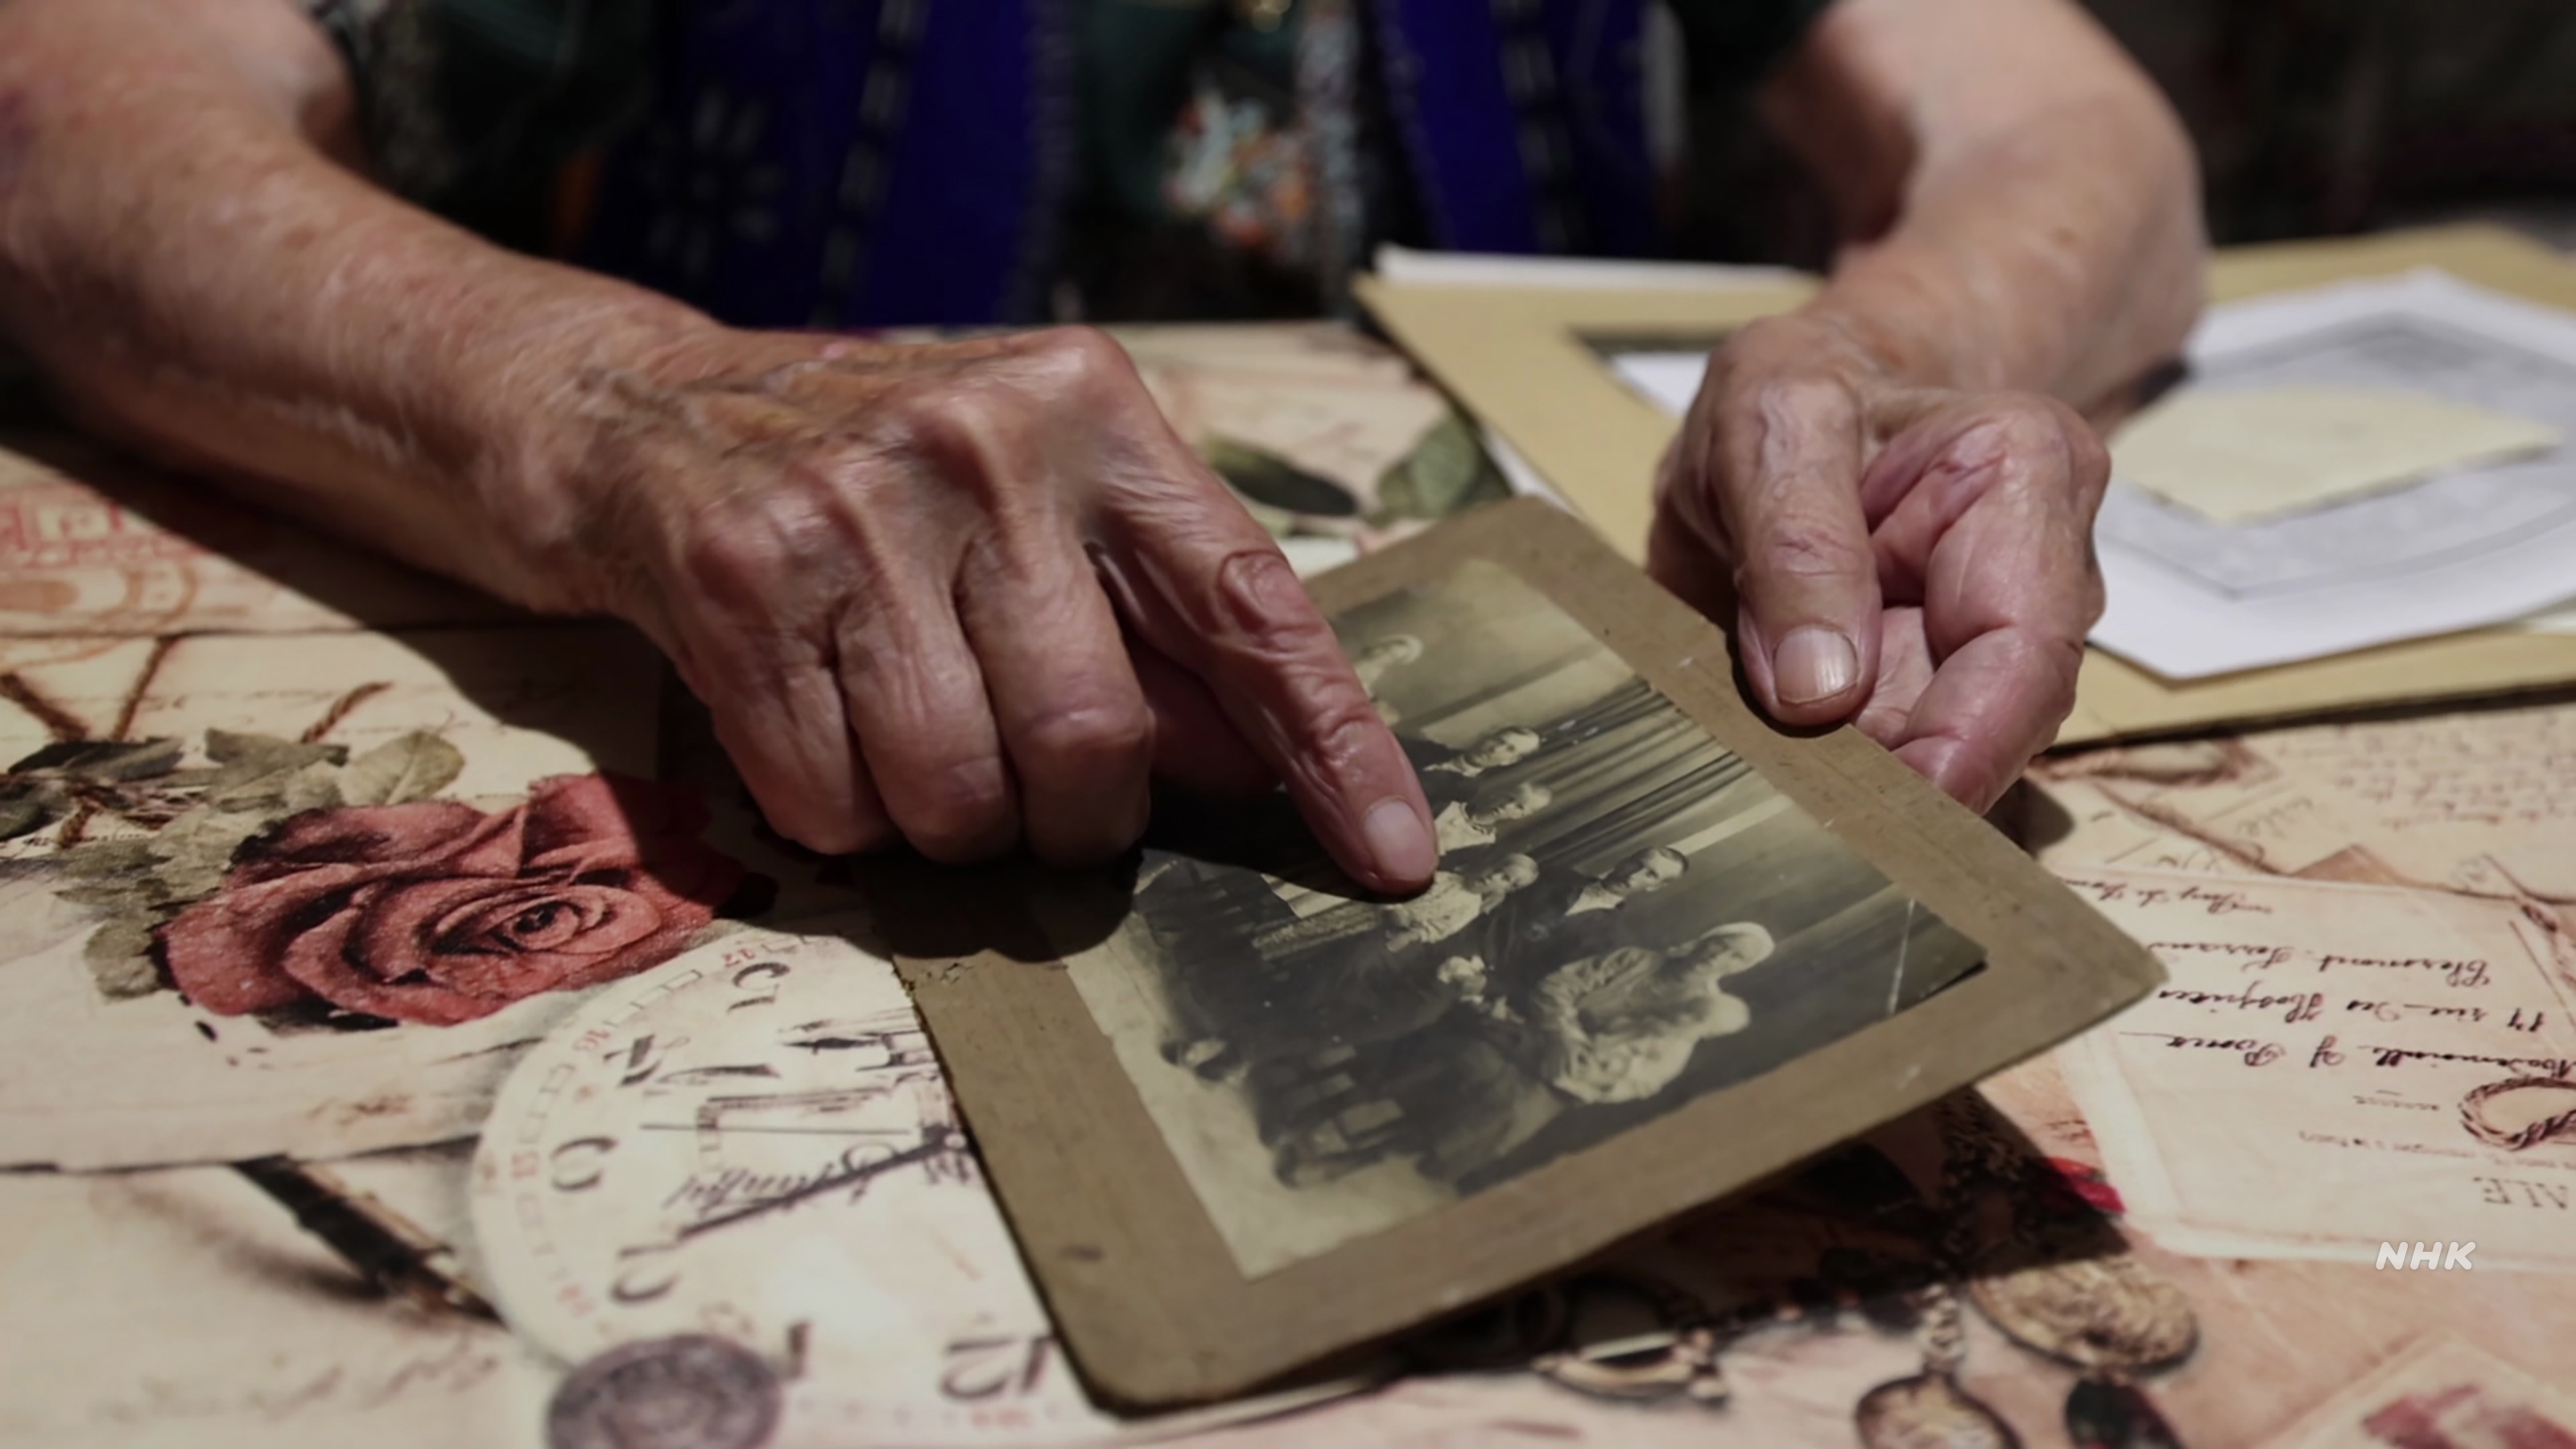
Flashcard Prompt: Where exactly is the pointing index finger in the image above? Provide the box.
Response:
[1096,489,1436,895]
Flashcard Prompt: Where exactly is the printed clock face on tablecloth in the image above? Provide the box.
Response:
[468,923,1128,1447]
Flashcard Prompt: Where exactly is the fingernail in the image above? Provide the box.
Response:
[1774,627,1859,706]
[1363,797,1437,886]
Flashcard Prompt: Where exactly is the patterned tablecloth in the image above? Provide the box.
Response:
[2,324,2571,1449]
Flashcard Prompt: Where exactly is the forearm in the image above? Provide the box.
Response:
[1761,0,2206,413]
[0,0,704,610]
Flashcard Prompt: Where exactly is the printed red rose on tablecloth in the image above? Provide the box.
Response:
[162,774,743,1026]
[2041,1155,2126,1216]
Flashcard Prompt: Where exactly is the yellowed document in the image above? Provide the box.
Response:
[2112,385,2561,524]
[0,1158,555,1449]
[2034,699,2576,902]
[2052,868,2576,1273]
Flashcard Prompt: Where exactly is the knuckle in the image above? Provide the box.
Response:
[1729,376,1860,458]
[1983,399,2068,463]
[1721,316,1804,366]
[894,379,1022,471]
[2076,549,2110,628]
[1750,514,1872,583]
[1019,326,1139,395]
[1209,545,1323,646]
[2034,633,2087,720]
[1298,691,1393,779]
[1015,698,1154,781]
[1988,396,2105,485]
[674,504,809,606]
[894,753,1017,857]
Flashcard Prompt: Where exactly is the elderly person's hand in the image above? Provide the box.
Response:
[1650,315,2108,812]
[0,0,1437,892]
[551,324,1435,882]
[1649,0,2203,812]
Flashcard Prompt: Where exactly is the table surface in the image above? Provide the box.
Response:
[2,299,2573,1448]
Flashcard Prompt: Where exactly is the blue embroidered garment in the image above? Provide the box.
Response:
[312,0,1827,330]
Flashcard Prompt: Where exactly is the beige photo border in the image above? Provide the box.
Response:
[881,498,2165,1407]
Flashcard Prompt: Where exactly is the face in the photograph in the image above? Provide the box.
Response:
[1485,782,1552,824]
[1472,854,1541,902]
[1352,634,1423,684]
[1678,922,1775,980]
[1609,846,1689,898]
[1466,727,1542,770]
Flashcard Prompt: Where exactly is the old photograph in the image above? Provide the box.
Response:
[1059,559,1984,1278]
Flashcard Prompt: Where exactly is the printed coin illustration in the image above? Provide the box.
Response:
[547,1334,782,1449]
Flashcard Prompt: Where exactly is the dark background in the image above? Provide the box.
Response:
[1685,0,2576,265]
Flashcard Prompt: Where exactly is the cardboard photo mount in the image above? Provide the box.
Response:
[1354,225,2576,748]
[879,498,2164,1407]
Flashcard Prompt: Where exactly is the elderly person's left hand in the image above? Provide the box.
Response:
[1652,315,2108,813]
[1650,0,2205,812]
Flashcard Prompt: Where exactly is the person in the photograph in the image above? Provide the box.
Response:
[1171,853,1540,1079]
[1355,634,1425,727]
[1350,636,1425,694]
[1247,852,1539,976]
[1469,846,1693,972]
[1270,922,1774,1187]
[1433,782,1554,857]
[1403,728,1544,811]
[1518,922,1776,1106]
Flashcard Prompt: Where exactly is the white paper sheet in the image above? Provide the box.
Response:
[2524,601,2576,634]
[1370,245,1799,291]
[1609,270,2576,679]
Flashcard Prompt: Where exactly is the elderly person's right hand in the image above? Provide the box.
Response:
[532,324,1442,886]
[0,0,1439,894]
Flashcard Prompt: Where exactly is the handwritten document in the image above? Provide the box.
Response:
[2260,1331,2576,1449]
[2054,869,2576,1271]
[0,1162,551,1449]
[2042,701,2576,902]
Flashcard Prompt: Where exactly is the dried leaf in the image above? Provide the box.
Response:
[82,917,166,1000]
[199,733,349,809]
[200,767,300,812]
[60,837,163,881]
[281,760,346,815]
[1203,436,1361,518]
[0,779,67,840]
[336,731,464,807]
[1372,413,1511,525]
[204,730,347,772]
[6,737,185,783]
[56,879,171,914]
[155,811,279,901]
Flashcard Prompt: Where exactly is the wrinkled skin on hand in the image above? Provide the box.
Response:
[1649,313,2112,814]
[550,326,1436,890]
